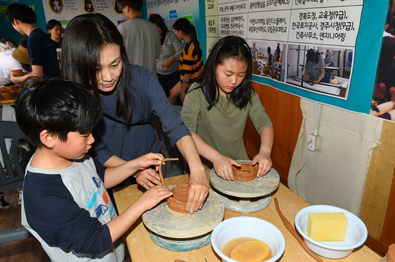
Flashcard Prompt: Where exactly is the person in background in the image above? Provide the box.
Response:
[46,19,62,64]
[304,49,326,84]
[275,43,281,61]
[12,39,32,73]
[61,14,208,213]
[118,0,160,76]
[263,46,275,78]
[0,38,22,86]
[84,0,95,12]
[169,18,204,104]
[181,36,274,180]
[5,3,60,83]
[148,14,183,97]
[250,43,258,60]
[16,77,172,261]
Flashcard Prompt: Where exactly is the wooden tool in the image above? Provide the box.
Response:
[274,198,323,262]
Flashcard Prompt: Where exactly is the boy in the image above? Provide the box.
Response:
[15,78,172,261]
[6,3,61,83]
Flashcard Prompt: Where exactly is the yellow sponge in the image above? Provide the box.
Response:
[307,212,348,241]
[230,240,271,262]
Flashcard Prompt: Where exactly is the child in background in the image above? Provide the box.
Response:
[181,36,274,181]
[169,18,204,104]
[16,78,172,261]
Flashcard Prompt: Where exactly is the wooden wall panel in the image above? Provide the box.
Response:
[243,82,303,186]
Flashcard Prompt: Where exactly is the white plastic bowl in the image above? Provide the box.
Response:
[295,205,368,259]
[211,216,285,262]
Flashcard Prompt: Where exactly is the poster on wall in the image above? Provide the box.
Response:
[371,0,395,121]
[42,0,126,28]
[206,0,387,115]
[146,0,200,33]
[206,0,363,100]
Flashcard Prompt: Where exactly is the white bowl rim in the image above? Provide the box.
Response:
[295,205,368,250]
[211,216,285,262]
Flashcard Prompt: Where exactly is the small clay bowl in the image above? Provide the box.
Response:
[232,162,259,182]
[11,70,24,76]
[167,183,189,213]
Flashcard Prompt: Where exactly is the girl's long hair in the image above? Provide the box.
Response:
[193,36,253,110]
[62,13,132,123]
[148,14,167,38]
[172,18,202,61]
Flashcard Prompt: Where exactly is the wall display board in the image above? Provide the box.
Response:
[43,0,126,28]
[206,0,387,114]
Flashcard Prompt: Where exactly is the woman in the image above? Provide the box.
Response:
[181,36,274,180]
[148,14,183,97]
[62,13,208,213]
[169,18,204,104]
[46,19,62,63]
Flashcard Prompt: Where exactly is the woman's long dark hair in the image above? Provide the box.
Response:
[148,14,167,38]
[62,13,132,123]
[172,18,202,61]
[193,36,253,110]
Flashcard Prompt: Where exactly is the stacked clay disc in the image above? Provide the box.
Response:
[231,162,258,181]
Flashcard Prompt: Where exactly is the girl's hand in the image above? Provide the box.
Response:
[139,186,172,210]
[135,168,163,189]
[162,59,171,68]
[252,151,272,177]
[187,169,209,213]
[213,156,241,181]
[135,153,164,171]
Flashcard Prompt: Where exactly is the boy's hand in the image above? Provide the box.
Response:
[213,156,241,181]
[135,168,162,189]
[252,151,272,177]
[139,186,172,210]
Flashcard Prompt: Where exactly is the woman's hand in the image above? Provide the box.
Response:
[252,151,272,177]
[187,168,209,213]
[213,156,241,181]
[135,168,163,189]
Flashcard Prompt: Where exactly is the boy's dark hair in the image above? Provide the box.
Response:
[194,35,253,110]
[15,77,103,147]
[47,19,62,31]
[120,0,142,11]
[6,3,37,24]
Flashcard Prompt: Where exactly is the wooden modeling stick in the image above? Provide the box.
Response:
[158,158,179,186]
[274,198,323,262]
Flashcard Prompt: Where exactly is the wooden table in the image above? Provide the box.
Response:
[114,170,381,262]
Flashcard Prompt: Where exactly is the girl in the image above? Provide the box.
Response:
[62,13,208,213]
[148,14,183,97]
[181,36,274,181]
[169,18,204,104]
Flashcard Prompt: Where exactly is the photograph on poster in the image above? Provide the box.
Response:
[286,44,352,99]
[84,0,95,13]
[50,0,63,14]
[249,40,286,82]
[114,0,123,14]
[370,0,395,121]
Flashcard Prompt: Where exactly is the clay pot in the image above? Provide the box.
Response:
[232,162,258,182]
[0,90,16,100]
[167,183,189,213]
